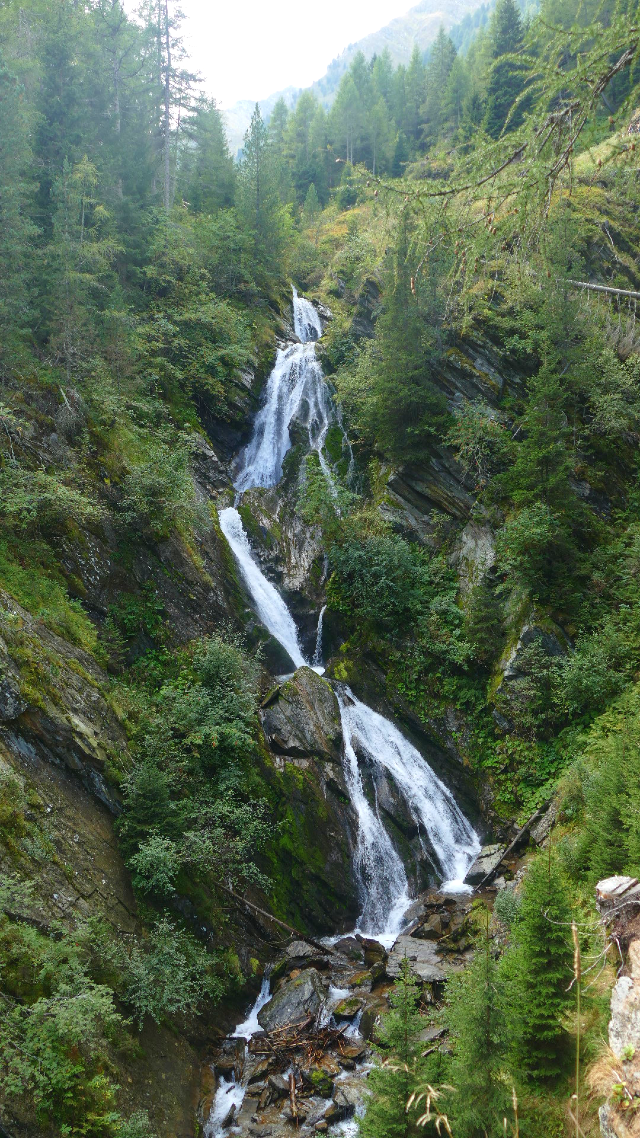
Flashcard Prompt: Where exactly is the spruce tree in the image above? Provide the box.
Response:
[483,0,526,138]
[359,958,433,1138]
[446,922,509,1138]
[504,854,573,1082]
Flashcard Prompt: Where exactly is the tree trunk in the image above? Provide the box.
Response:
[163,0,172,211]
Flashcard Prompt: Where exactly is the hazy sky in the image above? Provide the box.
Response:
[170,0,414,107]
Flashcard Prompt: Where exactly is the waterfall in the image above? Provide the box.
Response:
[234,289,333,493]
[312,604,327,668]
[219,287,480,942]
[338,687,480,939]
[205,975,271,1138]
[218,506,306,671]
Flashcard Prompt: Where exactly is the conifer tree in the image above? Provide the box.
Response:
[483,0,526,137]
[359,958,431,1138]
[446,921,509,1138]
[503,854,573,1082]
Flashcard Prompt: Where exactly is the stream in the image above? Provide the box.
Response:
[206,289,481,1138]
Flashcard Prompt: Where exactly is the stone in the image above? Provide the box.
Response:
[333,996,366,1020]
[359,997,387,1040]
[333,936,364,962]
[417,1026,447,1044]
[261,668,342,763]
[282,1104,309,1124]
[257,969,325,1032]
[0,677,27,722]
[301,1066,333,1098]
[451,522,495,595]
[355,935,388,964]
[464,844,506,886]
[413,914,444,940]
[596,876,640,915]
[609,941,640,1059]
[387,937,447,983]
[267,1074,290,1099]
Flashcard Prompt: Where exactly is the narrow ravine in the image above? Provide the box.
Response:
[206,289,481,1138]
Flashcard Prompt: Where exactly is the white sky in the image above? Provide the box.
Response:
[172,0,414,108]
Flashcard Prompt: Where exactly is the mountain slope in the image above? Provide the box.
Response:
[223,0,484,153]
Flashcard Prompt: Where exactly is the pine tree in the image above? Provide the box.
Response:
[446,920,509,1138]
[237,104,288,282]
[483,0,526,138]
[504,854,573,1082]
[359,958,433,1138]
[0,53,35,371]
[365,217,449,462]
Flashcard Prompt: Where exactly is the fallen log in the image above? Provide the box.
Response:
[474,799,551,891]
[217,882,337,956]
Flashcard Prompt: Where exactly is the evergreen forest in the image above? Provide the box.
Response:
[2,0,640,1134]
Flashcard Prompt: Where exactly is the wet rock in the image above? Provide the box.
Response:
[257,968,326,1032]
[267,1074,290,1099]
[355,935,388,965]
[261,668,342,763]
[413,913,444,939]
[301,1066,334,1098]
[220,1103,237,1129]
[333,995,366,1019]
[282,1104,309,1124]
[0,677,27,722]
[465,844,505,886]
[359,996,387,1040]
[333,936,364,962]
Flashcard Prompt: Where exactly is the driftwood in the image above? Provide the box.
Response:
[217,882,337,956]
[475,800,551,891]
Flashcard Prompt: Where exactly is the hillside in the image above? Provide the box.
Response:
[2,0,640,1135]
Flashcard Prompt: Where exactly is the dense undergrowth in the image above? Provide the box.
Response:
[2,0,640,1130]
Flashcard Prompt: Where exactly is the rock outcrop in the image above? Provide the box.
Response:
[261,667,342,764]
[596,877,640,1135]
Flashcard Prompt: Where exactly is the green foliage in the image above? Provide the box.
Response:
[559,685,640,881]
[117,634,269,898]
[445,933,510,1136]
[359,958,433,1138]
[0,539,98,651]
[502,854,573,1081]
[0,902,125,1133]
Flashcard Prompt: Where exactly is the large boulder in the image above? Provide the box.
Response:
[257,968,326,1032]
[261,667,342,763]
[465,843,505,886]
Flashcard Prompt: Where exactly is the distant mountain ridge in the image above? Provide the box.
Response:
[223,0,485,154]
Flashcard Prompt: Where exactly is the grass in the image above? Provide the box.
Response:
[0,538,97,653]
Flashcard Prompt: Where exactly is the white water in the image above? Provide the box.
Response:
[338,687,480,944]
[219,288,480,946]
[234,288,333,493]
[312,604,327,668]
[205,976,271,1138]
[218,506,306,671]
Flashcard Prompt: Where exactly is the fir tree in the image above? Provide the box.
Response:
[483,0,526,138]
[359,958,433,1138]
[446,919,509,1138]
[504,854,573,1082]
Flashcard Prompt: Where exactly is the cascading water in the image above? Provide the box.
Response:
[234,288,330,494]
[205,975,271,1138]
[337,687,480,943]
[218,287,480,940]
[218,506,306,671]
